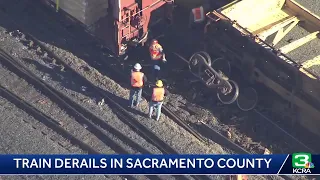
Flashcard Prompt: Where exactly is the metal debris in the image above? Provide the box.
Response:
[81,86,87,92]
[98,98,105,106]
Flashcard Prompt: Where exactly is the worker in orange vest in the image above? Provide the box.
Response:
[148,80,167,121]
[149,39,166,80]
[129,63,147,108]
[149,39,166,63]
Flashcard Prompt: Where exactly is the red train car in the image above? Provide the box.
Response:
[40,0,174,57]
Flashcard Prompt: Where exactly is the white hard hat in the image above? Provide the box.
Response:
[134,63,142,70]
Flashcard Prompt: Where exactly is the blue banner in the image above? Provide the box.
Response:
[0,154,292,174]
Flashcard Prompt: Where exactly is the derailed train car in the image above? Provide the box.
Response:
[190,0,320,136]
[40,0,174,56]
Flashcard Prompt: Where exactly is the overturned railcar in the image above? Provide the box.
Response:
[40,0,173,56]
[203,0,320,136]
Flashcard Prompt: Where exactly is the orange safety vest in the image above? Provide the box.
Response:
[131,71,144,87]
[192,6,205,23]
[149,43,163,60]
[152,87,165,102]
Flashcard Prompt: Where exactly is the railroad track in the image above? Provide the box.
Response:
[0,47,205,180]
[0,53,129,180]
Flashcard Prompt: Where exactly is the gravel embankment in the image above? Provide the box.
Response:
[0,63,116,154]
[0,96,110,180]
[0,30,170,155]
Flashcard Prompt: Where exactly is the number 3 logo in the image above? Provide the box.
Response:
[295,154,309,167]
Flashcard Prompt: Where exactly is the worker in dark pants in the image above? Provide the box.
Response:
[153,64,161,81]
[148,80,167,121]
[149,39,167,77]
[129,63,147,108]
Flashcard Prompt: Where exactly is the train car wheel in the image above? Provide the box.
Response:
[237,87,258,111]
[188,51,212,76]
[216,80,239,104]
[195,51,212,66]
[211,57,231,77]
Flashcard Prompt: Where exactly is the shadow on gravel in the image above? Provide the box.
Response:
[22,57,149,119]
[23,58,141,112]
[1,0,320,155]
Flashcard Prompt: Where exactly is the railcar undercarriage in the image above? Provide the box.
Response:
[177,0,320,136]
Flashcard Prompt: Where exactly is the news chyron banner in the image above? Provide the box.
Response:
[0,154,318,175]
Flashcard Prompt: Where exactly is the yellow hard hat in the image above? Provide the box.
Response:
[155,80,163,87]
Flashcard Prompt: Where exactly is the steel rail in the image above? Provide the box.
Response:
[15,35,205,180]
[0,84,99,155]
[0,50,161,180]
[0,61,135,180]
[0,29,194,179]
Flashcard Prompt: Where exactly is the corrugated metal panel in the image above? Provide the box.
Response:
[50,0,109,26]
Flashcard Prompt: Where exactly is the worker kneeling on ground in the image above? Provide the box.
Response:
[129,63,147,108]
[148,80,167,121]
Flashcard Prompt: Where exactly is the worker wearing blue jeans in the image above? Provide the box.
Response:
[129,63,147,108]
[129,88,142,107]
[149,80,166,121]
